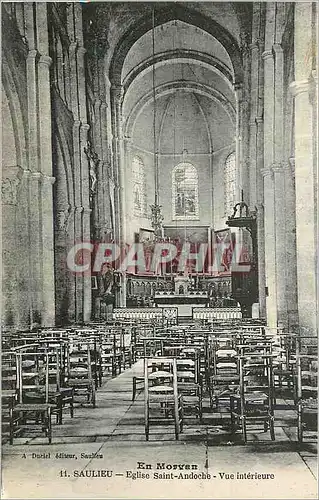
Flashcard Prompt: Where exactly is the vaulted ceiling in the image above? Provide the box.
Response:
[121,19,237,153]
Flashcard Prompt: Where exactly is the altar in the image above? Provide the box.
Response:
[154,291,208,317]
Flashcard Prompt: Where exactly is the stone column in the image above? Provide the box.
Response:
[124,136,134,243]
[283,159,299,330]
[67,206,76,323]
[26,46,42,324]
[74,204,84,322]
[290,77,317,335]
[290,2,317,336]
[262,24,277,327]
[82,207,92,322]
[256,117,266,319]
[110,87,121,244]
[272,164,287,327]
[93,98,103,235]
[41,175,56,325]
[234,83,244,202]
[272,42,288,327]
[38,52,56,326]
[29,172,42,324]
[261,166,277,328]
[80,122,92,323]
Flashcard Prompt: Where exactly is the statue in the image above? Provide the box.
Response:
[84,141,100,196]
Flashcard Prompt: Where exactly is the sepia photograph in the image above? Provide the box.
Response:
[1,1,318,498]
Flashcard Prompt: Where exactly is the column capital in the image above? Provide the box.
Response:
[75,206,84,214]
[27,49,38,61]
[42,175,56,185]
[73,120,81,131]
[249,41,259,52]
[31,172,42,180]
[38,55,52,68]
[22,169,32,179]
[111,85,124,102]
[289,79,311,97]
[271,163,284,174]
[262,49,273,61]
[80,123,90,132]
[261,166,273,178]
[82,207,92,215]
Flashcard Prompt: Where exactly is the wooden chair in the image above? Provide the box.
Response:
[132,337,164,401]
[296,353,318,442]
[209,337,239,410]
[66,341,96,408]
[38,341,74,425]
[9,351,56,444]
[230,352,275,443]
[176,351,203,421]
[144,357,183,440]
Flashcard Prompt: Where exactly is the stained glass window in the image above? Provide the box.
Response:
[224,152,236,216]
[172,162,199,220]
[132,156,147,217]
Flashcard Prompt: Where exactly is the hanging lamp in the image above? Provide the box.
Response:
[149,6,164,241]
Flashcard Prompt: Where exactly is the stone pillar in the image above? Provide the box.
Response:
[234,83,244,202]
[261,166,277,328]
[29,172,42,324]
[290,2,317,336]
[272,42,288,327]
[67,206,76,323]
[26,46,42,325]
[290,77,317,335]
[38,52,56,326]
[111,85,126,246]
[124,136,134,243]
[240,38,251,205]
[80,122,92,323]
[41,175,56,325]
[262,15,277,326]
[256,116,266,319]
[82,207,92,323]
[74,205,84,322]
[284,159,299,330]
[272,164,287,327]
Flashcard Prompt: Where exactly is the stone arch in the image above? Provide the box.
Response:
[109,4,243,86]
[122,49,234,95]
[125,81,236,138]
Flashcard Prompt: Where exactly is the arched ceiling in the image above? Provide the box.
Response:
[122,18,237,154]
[122,20,233,83]
[131,90,234,153]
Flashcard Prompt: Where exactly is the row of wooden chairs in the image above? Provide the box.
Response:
[132,322,317,443]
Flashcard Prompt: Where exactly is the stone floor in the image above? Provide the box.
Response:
[2,361,318,499]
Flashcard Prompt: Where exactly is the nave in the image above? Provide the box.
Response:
[2,317,317,498]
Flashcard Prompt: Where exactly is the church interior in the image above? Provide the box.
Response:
[1,2,318,498]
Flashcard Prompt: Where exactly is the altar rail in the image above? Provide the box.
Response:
[112,307,178,324]
[192,307,242,321]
